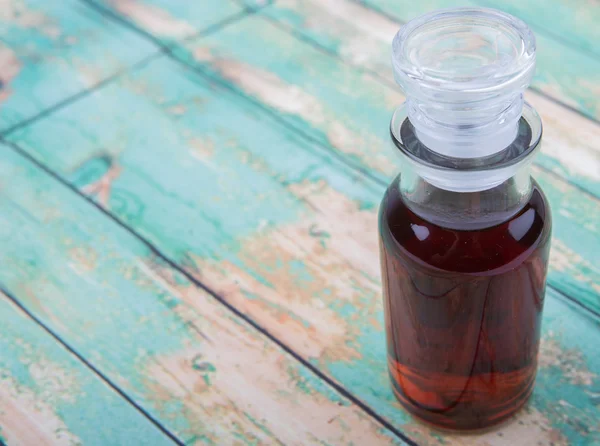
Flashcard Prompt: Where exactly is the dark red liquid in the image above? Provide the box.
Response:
[379,176,552,430]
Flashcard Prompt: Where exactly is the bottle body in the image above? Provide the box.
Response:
[379,174,551,429]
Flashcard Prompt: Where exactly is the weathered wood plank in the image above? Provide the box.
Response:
[0,143,405,445]
[0,0,159,132]
[0,292,174,446]
[166,13,600,313]
[418,0,600,59]
[380,0,600,60]
[355,0,600,121]
[85,0,600,123]
[258,0,600,198]
[80,0,600,202]
[90,0,254,45]
[6,54,599,444]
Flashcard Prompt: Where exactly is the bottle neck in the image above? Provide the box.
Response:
[407,92,524,159]
[390,103,541,193]
[399,166,533,230]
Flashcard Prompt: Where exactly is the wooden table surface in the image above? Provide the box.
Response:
[0,0,598,445]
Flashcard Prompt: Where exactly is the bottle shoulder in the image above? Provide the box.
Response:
[379,178,551,274]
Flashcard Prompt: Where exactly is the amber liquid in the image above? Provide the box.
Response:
[379,176,552,430]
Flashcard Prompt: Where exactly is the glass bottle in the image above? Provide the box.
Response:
[379,8,552,430]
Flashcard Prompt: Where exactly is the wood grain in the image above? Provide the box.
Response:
[259,0,600,198]
[0,0,158,132]
[412,0,600,59]
[92,0,250,44]
[85,0,600,142]
[0,143,405,445]
[38,1,597,312]
[0,293,174,446]
[5,53,599,444]
[165,13,600,314]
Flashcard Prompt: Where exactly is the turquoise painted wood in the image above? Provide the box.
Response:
[0,293,174,446]
[378,0,600,60]
[90,0,260,45]
[86,0,600,131]
[0,143,404,445]
[470,0,600,59]
[0,0,156,132]
[169,13,599,314]
[5,51,600,444]
[0,0,269,134]
[257,1,600,200]
[0,0,599,444]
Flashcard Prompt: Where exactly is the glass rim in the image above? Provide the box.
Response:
[390,101,543,173]
[392,7,536,95]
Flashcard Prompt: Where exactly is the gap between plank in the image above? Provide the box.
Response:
[469,0,600,62]
[67,0,600,201]
[10,0,599,207]
[76,0,600,317]
[0,1,415,433]
[256,12,600,204]
[0,9,254,138]
[0,286,185,446]
[78,0,600,206]
[2,0,598,441]
[256,9,600,202]
[0,138,420,446]
[4,0,598,406]
[550,285,600,321]
[0,0,593,350]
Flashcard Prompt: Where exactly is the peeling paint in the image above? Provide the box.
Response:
[0,0,57,36]
[539,337,597,387]
[404,406,568,446]
[188,29,402,177]
[0,372,82,446]
[1,6,598,442]
[109,0,196,39]
[262,0,600,196]
[182,180,383,363]
[0,46,21,102]
[135,269,401,444]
